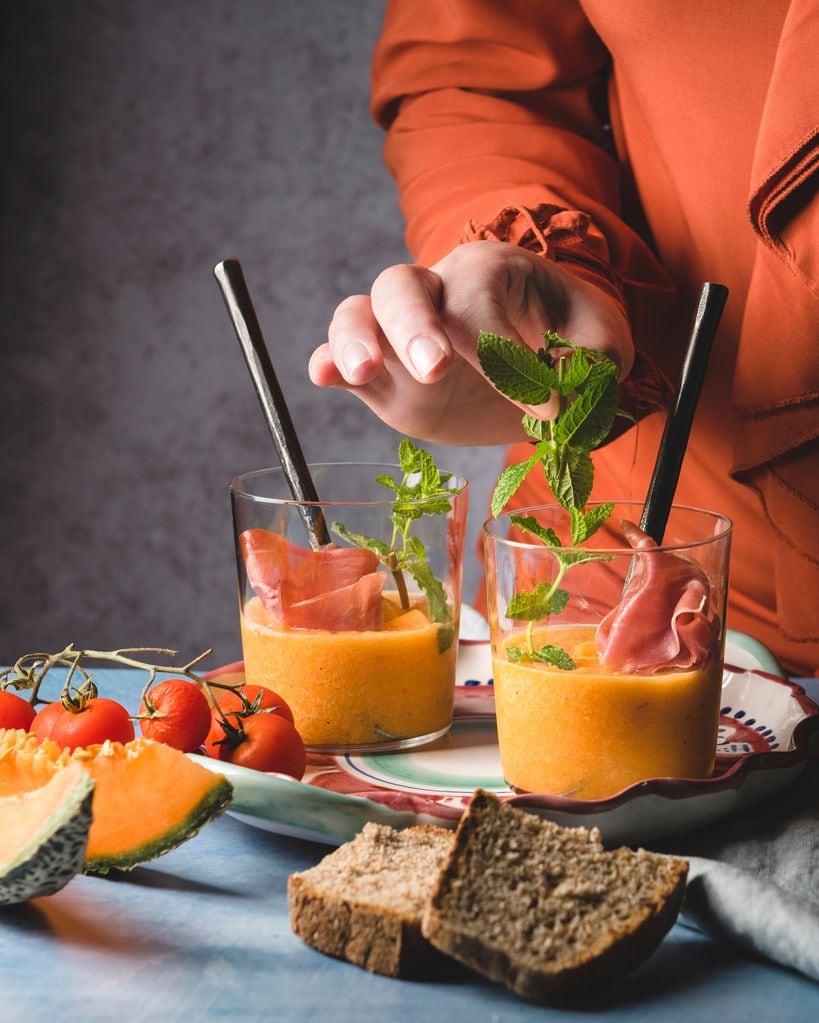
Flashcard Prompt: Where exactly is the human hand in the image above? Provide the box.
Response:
[309,240,633,446]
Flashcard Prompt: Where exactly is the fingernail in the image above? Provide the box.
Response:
[407,336,447,378]
[341,340,371,378]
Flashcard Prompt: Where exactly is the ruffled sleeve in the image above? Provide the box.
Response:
[462,201,624,307]
[371,0,672,306]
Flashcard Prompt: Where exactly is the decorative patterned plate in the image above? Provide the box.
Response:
[191,630,819,846]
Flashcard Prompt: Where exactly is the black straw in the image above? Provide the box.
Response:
[640,282,729,543]
[214,258,330,549]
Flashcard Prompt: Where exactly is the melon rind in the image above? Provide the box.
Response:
[84,772,233,875]
[0,764,95,906]
[0,730,234,875]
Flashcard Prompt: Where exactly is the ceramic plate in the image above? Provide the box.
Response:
[191,630,819,846]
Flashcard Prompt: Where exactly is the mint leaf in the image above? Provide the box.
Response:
[375,473,400,493]
[491,442,548,517]
[477,331,556,404]
[405,554,451,625]
[509,514,563,547]
[559,347,594,396]
[570,503,615,545]
[415,498,455,516]
[435,623,456,654]
[415,447,441,493]
[549,448,594,511]
[552,368,618,451]
[569,506,585,545]
[506,583,569,621]
[399,535,454,651]
[330,522,391,557]
[506,643,575,668]
[522,414,550,441]
[398,438,420,474]
[533,645,576,670]
[393,502,424,524]
[490,461,531,518]
[555,548,613,569]
[402,535,425,560]
[585,358,619,381]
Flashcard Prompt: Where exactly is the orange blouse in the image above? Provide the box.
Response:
[371,0,819,675]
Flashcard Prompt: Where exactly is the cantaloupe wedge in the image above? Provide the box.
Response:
[0,761,94,905]
[0,729,232,874]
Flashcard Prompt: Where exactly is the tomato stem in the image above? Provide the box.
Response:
[0,644,239,721]
[0,644,270,741]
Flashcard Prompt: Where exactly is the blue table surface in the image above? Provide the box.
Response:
[2,669,818,1023]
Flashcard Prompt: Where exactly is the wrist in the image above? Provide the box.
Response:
[462,202,626,313]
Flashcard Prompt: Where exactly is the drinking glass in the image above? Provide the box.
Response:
[231,463,468,753]
[484,502,732,799]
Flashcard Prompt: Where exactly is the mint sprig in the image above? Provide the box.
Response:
[478,330,626,666]
[331,439,461,652]
[478,331,623,515]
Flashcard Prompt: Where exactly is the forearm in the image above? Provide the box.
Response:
[373,2,625,284]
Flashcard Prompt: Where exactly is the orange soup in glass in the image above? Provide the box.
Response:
[231,461,467,753]
[484,503,732,799]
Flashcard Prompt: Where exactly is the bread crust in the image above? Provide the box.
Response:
[422,791,688,1001]
[288,796,688,996]
[289,874,418,976]
[288,823,452,978]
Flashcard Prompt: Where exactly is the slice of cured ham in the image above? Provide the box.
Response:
[239,528,385,631]
[596,520,718,672]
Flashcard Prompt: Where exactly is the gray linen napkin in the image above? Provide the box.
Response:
[665,758,819,981]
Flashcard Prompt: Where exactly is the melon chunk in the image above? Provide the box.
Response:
[0,730,232,874]
[383,608,431,632]
[0,762,94,905]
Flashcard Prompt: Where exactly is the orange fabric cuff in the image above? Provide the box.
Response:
[461,201,626,310]
[462,202,673,436]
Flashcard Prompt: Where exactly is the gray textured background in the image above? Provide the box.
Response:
[0,0,503,667]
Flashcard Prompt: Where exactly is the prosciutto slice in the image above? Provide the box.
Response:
[239,528,384,631]
[596,520,718,672]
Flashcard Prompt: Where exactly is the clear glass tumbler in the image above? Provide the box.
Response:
[484,502,732,799]
[231,463,468,753]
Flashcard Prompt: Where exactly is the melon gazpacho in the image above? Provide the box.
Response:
[491,520,727,799]
[238,529,458,750]
[493,623,722,799]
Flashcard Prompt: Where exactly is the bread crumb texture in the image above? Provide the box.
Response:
[422,791,688,1001]
[288,823,453,977]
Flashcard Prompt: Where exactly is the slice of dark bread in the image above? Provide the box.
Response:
[421,790,688,1002]
[288,822,453,977]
